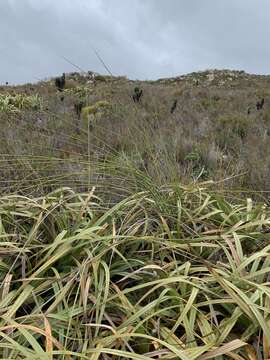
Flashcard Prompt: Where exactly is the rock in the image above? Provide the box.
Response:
[207,73,215,82]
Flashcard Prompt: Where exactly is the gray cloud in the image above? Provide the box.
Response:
[1,0,270,84]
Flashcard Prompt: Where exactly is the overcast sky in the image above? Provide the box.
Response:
[1,0,270,84]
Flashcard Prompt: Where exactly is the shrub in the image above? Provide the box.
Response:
[95,74,110,82]
[0,93,43,113]
[184,150,201,162]
[216,114,250,139]
[64,85,92,99]
[82,100,111,119]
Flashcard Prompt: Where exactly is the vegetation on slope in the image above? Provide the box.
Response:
[1,69,270,194]
[0,70,270,358]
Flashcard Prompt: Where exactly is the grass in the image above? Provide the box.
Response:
[0,93,43,113]
[1,69,270,194]
[1,69,270,358]
[0,177,270,359]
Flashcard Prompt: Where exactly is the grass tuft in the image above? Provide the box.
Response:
[0,182,269,358]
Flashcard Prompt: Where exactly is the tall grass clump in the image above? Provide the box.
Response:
[0,179,270,359]
[0,93,43,113]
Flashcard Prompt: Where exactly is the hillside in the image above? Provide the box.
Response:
[0,69,270,196]
[1,70,270,358]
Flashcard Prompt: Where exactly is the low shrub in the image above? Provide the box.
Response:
[82,100,111,117]
[216,114,250,139]
[0,93,43,113]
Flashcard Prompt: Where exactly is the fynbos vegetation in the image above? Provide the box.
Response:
[133,86,143,102]
[0,93,43,113]
[55,72,66,92]
[1,69,270,358]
